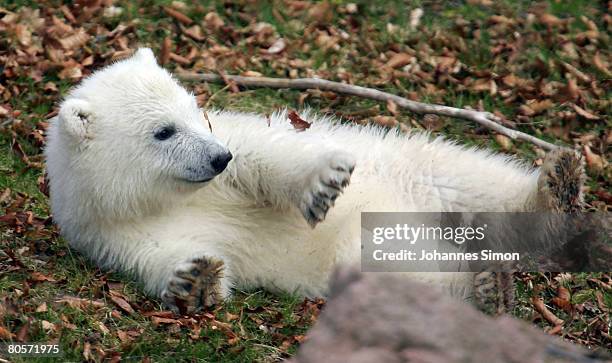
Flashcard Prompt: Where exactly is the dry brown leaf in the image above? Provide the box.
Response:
[572,104,600,120]
[595,291,609,312]
[539,13,564,27]
[0,325,13,339]
[386,53,413,69]
[41,320,57,332]
[151,316,180,326]
[160,37,171,65]
[528,99,553,114]
[163,6,193,25]
[371,116,398,128]
[561,61,591,83]
[169,53,191,65]
[564,79,580,101]
[57,28,90,50]
[547,324,563,335]
[518,104,535,117]
[35,302,48,312]
[266,38,286,54]
[14,24,32,47]
[552,286,572,313]
[421,114,444,131]
[183,25,205,42]
[288,110,311,131]
[30,271,56,282]
[203,12,225,30]
[241,71,263,77]
[531,296,564,325]
[56,296,105,309]
[83,342,93,361]
[592,53,611,76]
[109,291,135,315]
[386,99,399,116]
[495,134,512,150]
[582,145,605,172]
[97,321,110,334]
[409,8,423,30]
[307,1,332,23]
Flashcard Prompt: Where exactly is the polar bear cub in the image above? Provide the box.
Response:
[45,49,583,313]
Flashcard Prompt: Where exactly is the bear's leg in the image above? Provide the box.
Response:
[473,149,584,315]
[219,130,356,227]
[116,238,233,314]
[161,256,227,314]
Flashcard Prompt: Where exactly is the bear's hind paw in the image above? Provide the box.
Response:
[161,257,225,314]
[537,149,585,213]
[300,152,355,227]
[473,271,516,316]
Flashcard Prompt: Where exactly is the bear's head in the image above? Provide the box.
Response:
[45,48,232,227]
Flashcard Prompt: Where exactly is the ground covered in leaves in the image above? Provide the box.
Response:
[0,0,610,361]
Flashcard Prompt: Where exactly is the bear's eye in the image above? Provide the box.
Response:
[154,126,176,141]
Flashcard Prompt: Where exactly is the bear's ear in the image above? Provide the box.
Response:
[133,48,157,65]
[58,98,94,141]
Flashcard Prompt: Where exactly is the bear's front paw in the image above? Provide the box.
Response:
[300,152,356,227]
[161,257,225,314]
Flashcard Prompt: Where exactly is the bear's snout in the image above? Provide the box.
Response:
[211,150,233,174]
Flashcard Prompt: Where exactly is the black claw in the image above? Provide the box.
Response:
[181,282,193,293]
[322,180,342,191]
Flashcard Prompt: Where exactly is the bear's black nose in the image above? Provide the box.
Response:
[211,151,233,173]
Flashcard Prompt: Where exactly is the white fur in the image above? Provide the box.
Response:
[45,49,541,304]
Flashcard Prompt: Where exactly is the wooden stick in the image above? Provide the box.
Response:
[177,72,562,151]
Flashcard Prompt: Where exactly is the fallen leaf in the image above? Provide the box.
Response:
[540,13,564,27]
[288,110,311,131]
[57,28,90,50]
[97,322,110,335]
[0,325,13,339]
[532,296,564,325]
[163,6,193,25]
[552,286,572,313]
[56,296,105,309]
[495,134,512,150]
[571,104,600,120]
[386,53,413,69]
[83,342,93,361]
[409,8,423,30]
[203,12,225,30]
[266,38,286,54]
[30,271,57,283]
[160,37,171,65]
[386,99,399,116]
[371,116,398,128]
[183,25,205,42]
[592,53,611,76]
[561,61,591,83]
[241,71,263,77]
[169,53,191,65]
[35,302,48,312]
[151,316,180,326]
[582,145,604,172]
[41,320,57,332]
[108,291,135,315]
